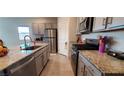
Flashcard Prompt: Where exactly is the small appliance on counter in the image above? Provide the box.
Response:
[107,49,124,60]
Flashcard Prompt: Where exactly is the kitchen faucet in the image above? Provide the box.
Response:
[24,35,34,48]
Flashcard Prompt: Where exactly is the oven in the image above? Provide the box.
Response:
[71,48,79,76]
[71,39,99,76]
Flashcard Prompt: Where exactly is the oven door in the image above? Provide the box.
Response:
[71,49,78,76]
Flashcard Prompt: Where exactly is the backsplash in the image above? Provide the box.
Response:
[81,30,124,52]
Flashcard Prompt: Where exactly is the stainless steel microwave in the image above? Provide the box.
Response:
[79,17,93,34]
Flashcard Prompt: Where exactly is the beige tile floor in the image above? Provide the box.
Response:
[41,54,74,76]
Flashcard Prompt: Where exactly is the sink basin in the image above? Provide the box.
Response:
[22,46,41,50]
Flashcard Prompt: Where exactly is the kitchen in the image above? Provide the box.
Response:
[0,17,124,76]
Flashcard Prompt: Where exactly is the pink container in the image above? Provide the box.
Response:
[99,36,106,54]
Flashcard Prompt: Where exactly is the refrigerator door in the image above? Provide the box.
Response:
[50,38,57,53]
[44,29,51,37]
[50,29,56,38]
[43,29,57,53]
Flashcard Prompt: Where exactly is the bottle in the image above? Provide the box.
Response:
[99,36,106,54]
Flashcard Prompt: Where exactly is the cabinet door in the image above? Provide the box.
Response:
[93,17,106,32]
[35,54,44,75]
[51,23,57,28]
[107,17,124,29]
[32,23,39,34]
[45,23,52,29]
[84,67,93,76]
[43,50,47,66]
[39,23,45,34]
[77,57,85,76]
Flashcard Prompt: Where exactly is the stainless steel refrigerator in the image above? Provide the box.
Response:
[43,28,57,53]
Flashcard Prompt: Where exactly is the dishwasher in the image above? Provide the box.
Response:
[6,56,37,76]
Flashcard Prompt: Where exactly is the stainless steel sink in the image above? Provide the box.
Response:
[22,46,41,50]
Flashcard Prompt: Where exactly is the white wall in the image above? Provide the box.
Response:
[57,17,77,56]
[68,17,77,55]
[57,17,69,56]
[0,17,57,48]
[81,30,124,52]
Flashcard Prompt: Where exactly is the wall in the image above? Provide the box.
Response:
[68,17,77,56]
[81,30,124,52]
[0,17,57,48]
[57,17,77,56]
[57,17,69,56]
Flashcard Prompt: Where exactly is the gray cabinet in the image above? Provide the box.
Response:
[51,23,57,29]
[32,23,45,35]
[77,54,102,76]
[45,23,52,28]
[35,50,44,75]
[93,17,107,32]
[7,56,37,76]
[39,23,45,34]
[32,23,39,34]
[77,57,85,76]
[107,17,124,29]
[43,46,50,66]
[35,45,50,75]
[84,67,93,76]
[93,17,124,32]
[45,23,57,29]
[3,45,50,76]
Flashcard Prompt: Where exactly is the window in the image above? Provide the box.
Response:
[18,27,30,40]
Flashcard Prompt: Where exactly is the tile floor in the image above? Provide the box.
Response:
[41,54,74,76]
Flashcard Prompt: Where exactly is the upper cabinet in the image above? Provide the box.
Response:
[93,17,124,32]
[45,23,51,28]
[45,23,57,29]
[32,23,57,35]
[107,17,124,29]
[39,23,45,34]
[32,23,39,35]
[93,17,107,32]
[32,23,45,35]
[51,23,57,29]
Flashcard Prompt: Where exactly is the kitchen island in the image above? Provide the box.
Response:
[0,43,50,76]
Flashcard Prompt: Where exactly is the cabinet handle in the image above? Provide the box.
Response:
[88,66,94,72]
[102,18,106,25]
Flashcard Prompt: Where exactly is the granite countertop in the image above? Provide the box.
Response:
[0,43,48,72]
[79,50,124,75]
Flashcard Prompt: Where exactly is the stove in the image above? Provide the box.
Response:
[71,39,99,75]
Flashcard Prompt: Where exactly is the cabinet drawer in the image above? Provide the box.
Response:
[34,49,43,57]
[79,54,102,76]
[86,64,102,76]
[85,67,93,76]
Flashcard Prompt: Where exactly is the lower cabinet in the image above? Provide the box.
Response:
[84,67,93,76]
[77,57,85,76]
[77,54,102,76]
[35,53,44,75]
[5,45,50,76]
[35,45,50,75]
